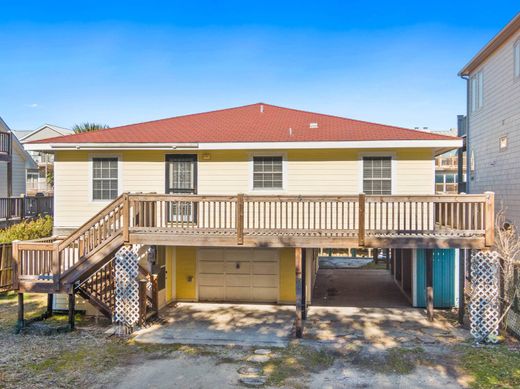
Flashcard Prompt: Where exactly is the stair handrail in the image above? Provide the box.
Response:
[58,194,126,252]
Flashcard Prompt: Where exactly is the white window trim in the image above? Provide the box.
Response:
[357,152,396,194]
[88,153,123,203]
[248,152,288,193]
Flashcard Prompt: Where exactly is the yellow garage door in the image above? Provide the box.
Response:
[198,248,278,302]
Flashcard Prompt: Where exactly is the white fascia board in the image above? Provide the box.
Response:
[25,139,462,151]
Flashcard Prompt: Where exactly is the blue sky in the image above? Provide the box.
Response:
[0,1,518,131]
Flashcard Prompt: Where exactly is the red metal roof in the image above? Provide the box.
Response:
[31,103,457,144]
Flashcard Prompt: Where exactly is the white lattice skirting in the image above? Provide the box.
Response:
[469,250,500,343]
[113,246,140,333]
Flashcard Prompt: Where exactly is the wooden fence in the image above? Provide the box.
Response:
[0,243,13,291]
[0,196,53,222]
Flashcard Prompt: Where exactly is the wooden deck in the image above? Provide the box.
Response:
[10,192,494,293]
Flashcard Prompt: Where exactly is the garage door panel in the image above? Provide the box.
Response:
[225,274,251,287]
[199,286,225,300]
[225,261,251,274]
[253,261,277,275]
[252,288,278,302]
[224,249,251,261]
[253,249,277,261]
[198,249,225,261]
[226,287,251,301]
[253,275,277,288]
[199,261,225,274]
[199,274,225,287]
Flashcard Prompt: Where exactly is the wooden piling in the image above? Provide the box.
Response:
[68,293,75,330]
[47,294,53,318]
[17,293,24,331]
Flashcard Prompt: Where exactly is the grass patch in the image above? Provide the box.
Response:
[263,344,336,386]
[459,345,520,389]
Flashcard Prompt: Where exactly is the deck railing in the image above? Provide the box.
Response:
[12,192,495,291]
[0,196,53,222]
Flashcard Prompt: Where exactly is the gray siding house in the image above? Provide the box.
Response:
[459,13,520,226]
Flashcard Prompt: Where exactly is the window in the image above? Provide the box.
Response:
[253,156,283,190]
[92,157,118,200]
[362,156,392,195]
[515,40,520,79]
[470,71,484,111]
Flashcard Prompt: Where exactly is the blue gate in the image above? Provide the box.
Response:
[415,249,456,308]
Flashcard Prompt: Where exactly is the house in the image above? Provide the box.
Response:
[14,124,73,195]
[17,103,494,335]
[459,11,520,338]
[459,12,520,226]
[0,117,38,198]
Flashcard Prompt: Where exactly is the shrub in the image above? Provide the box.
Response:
[0,216,53,243]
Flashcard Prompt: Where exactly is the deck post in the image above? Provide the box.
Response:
[68,293,75,330]
[46,294,53,318]
[236,193,244,245]
[295,247,303,338]
[122,193,130,243]
[17,292,24,331]
[138,279,147,325]
[358,193,366,247]
[458,249,466,325]
[484,191,495,247]
[301,249,307,321]
[425,249,434,321]
[151,274,159,317]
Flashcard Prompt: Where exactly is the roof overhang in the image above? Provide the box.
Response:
[25,139,462,155]
[459,12,520,76]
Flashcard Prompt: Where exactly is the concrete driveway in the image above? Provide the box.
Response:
[134,302,295,347]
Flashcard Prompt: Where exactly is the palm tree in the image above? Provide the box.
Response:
[72,122,109,134]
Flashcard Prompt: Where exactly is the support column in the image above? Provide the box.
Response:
[47,294,53,318]
[68,293,76,330]
[425,249,434,321]
[295,247,303,338]
[372,248,378,264]
[302,249,307,321]
[385,249,390,270]
[17,293,24,331]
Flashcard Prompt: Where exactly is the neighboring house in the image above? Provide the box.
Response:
[0,117,37,197]
[19,103,494,331]
[14,125,73,195]
[459,12,520,226]
[434,128,466,194]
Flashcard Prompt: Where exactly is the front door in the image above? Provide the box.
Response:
[165,154,198,222]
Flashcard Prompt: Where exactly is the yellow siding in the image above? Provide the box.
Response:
[53,148,435,230]
[279,248,296,303]
[175,247,197,300]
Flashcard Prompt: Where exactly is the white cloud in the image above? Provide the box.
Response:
[26,103,39,108]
